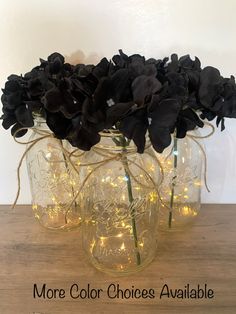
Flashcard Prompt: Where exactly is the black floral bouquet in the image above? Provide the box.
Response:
[1,50,236,153]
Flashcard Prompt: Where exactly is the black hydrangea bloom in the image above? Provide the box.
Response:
[119,107,149,153]
[1,50,236,153]
[1,75,34,137]
[142,54,203,151]
[198,67,236,130]
[78,50,162,151]
[39,53,90,119]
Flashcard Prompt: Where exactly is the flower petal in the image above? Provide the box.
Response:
[119,108,148,153]
[46,111,71,139]
[106,102,135,127]
[148,97,181,152]
[47,52,65,64]
[42,87,63,112]
[67,125,100,151]
[93,58,110,79]
[132,75,161,105]
[198,66,223,108]
[148,126,172,153]
[2,114,17,129]
[11,123,28,137]
[15,105,34,127]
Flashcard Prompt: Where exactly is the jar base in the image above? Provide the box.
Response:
[158,202,201,231]
[32,204,82,231]
[87,254,156,276]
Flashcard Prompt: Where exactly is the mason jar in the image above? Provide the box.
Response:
[81,130,160,275]
[157,129,203,230]
[26,117,82,230]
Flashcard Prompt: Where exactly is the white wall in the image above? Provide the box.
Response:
[0,0,236,204]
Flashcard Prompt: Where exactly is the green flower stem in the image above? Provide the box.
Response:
[59,140,78,222]
[123,158,141,266]
[169,137,178,229]
[115,136,141,266]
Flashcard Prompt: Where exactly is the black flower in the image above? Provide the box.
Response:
[198,66,223,109]
[46,111,72,139]
[2,50,236,152]
[119,108,148,153]
[1,76,34,137]
[66,114,100,151]
[42,80,82,119]
[176,108,204,138]
[198,67,236,129]
[148,96,181,153]
[168,53,201,91]
[47,52,65,74]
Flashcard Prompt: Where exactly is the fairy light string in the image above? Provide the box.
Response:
[159,121,215,228]
[11,122,215,225]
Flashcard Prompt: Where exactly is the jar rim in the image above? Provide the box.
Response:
[96,129,151,152]
[99,129,123,137]
[31,119,150,151]
[33,113,47,123]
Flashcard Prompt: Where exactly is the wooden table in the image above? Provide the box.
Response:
[0,204,235,314]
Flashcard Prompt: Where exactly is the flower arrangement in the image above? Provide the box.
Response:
[2,50,236,274]
[2,50,236,153]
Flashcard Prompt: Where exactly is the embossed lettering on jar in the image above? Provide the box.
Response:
[157,129,203,230]
[81,130,160,275]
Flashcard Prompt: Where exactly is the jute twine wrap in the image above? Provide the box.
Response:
[11,122,214,217]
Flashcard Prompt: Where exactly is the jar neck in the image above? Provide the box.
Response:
[33,117,49,131]
[95,130,150,153]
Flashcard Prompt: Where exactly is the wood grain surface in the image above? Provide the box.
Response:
[0,204,235,314]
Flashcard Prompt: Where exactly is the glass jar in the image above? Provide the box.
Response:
[81,131,160,275]
[157,129,203,230]
[26,117,82,230]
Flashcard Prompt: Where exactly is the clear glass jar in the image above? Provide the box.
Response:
[81,131,160,275]
[26,117,82,230]
[157,130,203,230]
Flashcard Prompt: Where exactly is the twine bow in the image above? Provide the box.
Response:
[12,128,163,215]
